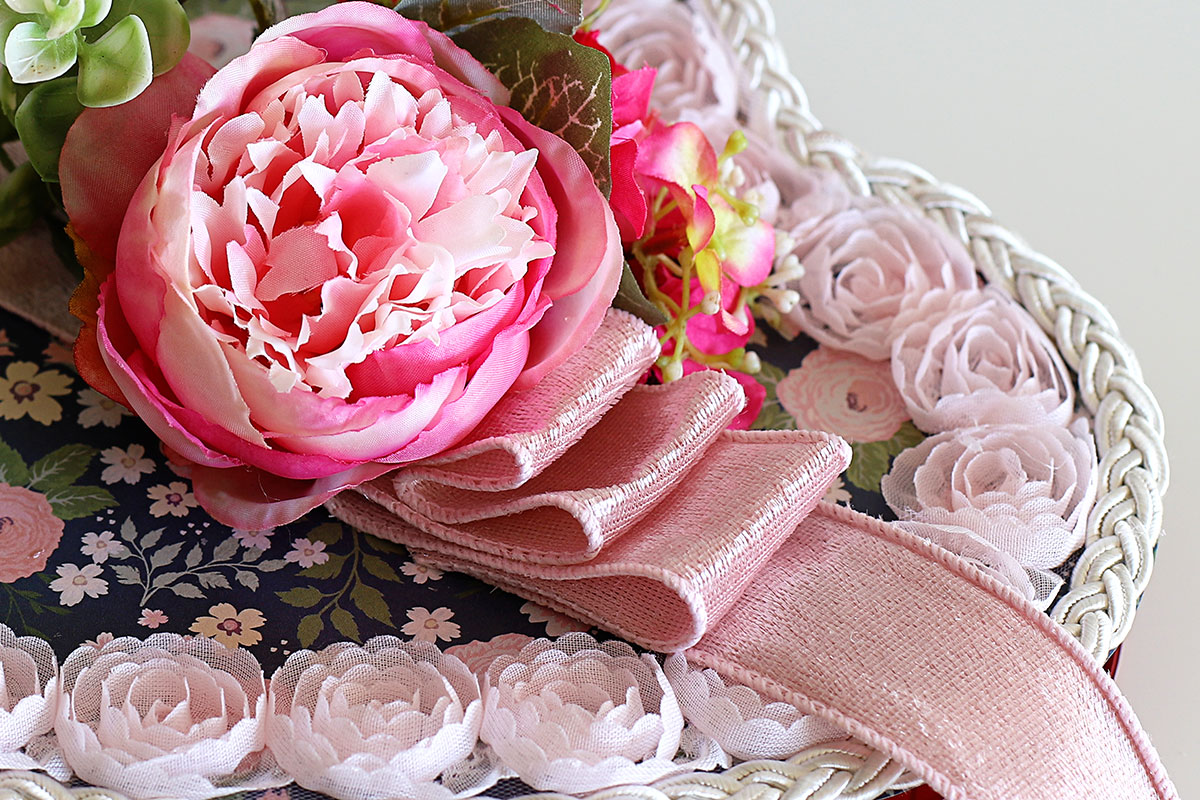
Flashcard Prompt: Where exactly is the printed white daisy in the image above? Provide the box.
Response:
[400,561,443,584]
[147,481,197,517]
[520,602,589,636]
[401,608,460,644]
[50,564,108,606]
[823,477,852,506]
[76,388,129,428]
[99,444,154,485]
[80,531,129,564]
[234,529,273,550]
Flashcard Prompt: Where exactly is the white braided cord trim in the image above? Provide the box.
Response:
[0,2,1166,800]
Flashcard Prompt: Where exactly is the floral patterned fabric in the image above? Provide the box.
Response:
[0,304,973,798]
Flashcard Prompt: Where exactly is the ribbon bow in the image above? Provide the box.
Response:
[328,311,1178,800]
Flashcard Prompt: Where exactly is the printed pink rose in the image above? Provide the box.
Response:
[891,288,1075,432]
[62,4,622,529]
[881,419,1098,569]
[0,484,64,583]
[776,347,908,443]
[777,200,979,358]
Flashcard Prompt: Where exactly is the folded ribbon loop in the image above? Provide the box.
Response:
[326,310,1179,800]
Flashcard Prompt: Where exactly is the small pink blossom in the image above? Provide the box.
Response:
[777,346,908,443]
[50,564,107,607]
[284,538,328,568]
[400,560,443,584]
[80,531,128,564]
[138,609,169,629]
[146,482,196,518]
[402,607,460,644]
[233,529,272,550]
[99,444,154,485]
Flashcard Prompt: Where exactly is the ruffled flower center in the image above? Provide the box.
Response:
[188,67,555,398]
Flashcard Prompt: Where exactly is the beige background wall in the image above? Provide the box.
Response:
[773,1,1199,794]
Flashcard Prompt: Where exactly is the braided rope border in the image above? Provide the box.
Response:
[0,2,1167,800]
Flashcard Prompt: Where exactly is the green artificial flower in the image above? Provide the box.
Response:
[0,0,187,109]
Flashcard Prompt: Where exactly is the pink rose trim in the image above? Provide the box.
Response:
[776,347,908,443]
[891,288,1075,432]
[777,199,979,358]
[881,419,1098,569]
[0,484,64,583]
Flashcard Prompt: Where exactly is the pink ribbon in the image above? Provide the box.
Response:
[326,311,1178,800]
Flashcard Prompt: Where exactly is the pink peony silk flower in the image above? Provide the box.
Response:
[61,3,623,529]
[0,484,64,583]
[775,346,908,443]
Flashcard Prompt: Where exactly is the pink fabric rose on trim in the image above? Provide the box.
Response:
[776,347,908,443]
[881,419,1098,569]
[62,3,622,529]
[777,199,979,358]
[0,484,64,583]
[891,288,1075,432]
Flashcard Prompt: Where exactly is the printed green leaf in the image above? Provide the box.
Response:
[845,440,892,494]
[212,535,239,562]
[4,21,78,84]
[169,581,203,598]
[119,517,137,542]
[454,18,611,195]
[184,544,202,568]
[28,444,95,490]
[0,437,30,485]
[198,571,230,590]
[235,570,259,591]
[886,420,926,455]
[140,527,163,549]
[241,546,263,563]
[149,541,183,569]
[277,586,323,608]
[111,564,140,585]
[350,582,393,626]
[299,552,346,580]
[76,14,151,107]
[393,0,583,35]
[297,612,323,648]
[751,402,795,432]
[613,262,668,326]
[42,484,114,519]
[257,558,288,572]
[330,607,361,642]
[363,535,406,556]
[152,571,183,587]
[305,523,342,546]
[361,554,402,584]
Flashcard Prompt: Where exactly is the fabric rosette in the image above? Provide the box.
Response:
[663,654,845,761]
[54,633,275,800]
[478,633,700,793]
[882,419,1098,569]
[891,288,1075,431]
[265,637,485,800]
[0,623,59,770]
[62,3,622,529]
[778,199,980,358]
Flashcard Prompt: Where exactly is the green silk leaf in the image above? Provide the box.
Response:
[76,13,151,106]
[13,74,81,179]
[453,17,612,195]
[78,0,111,29]
[43,0,84,40]
[394,0,583,36]
[613,261,668,326]
[4,20,77,83]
